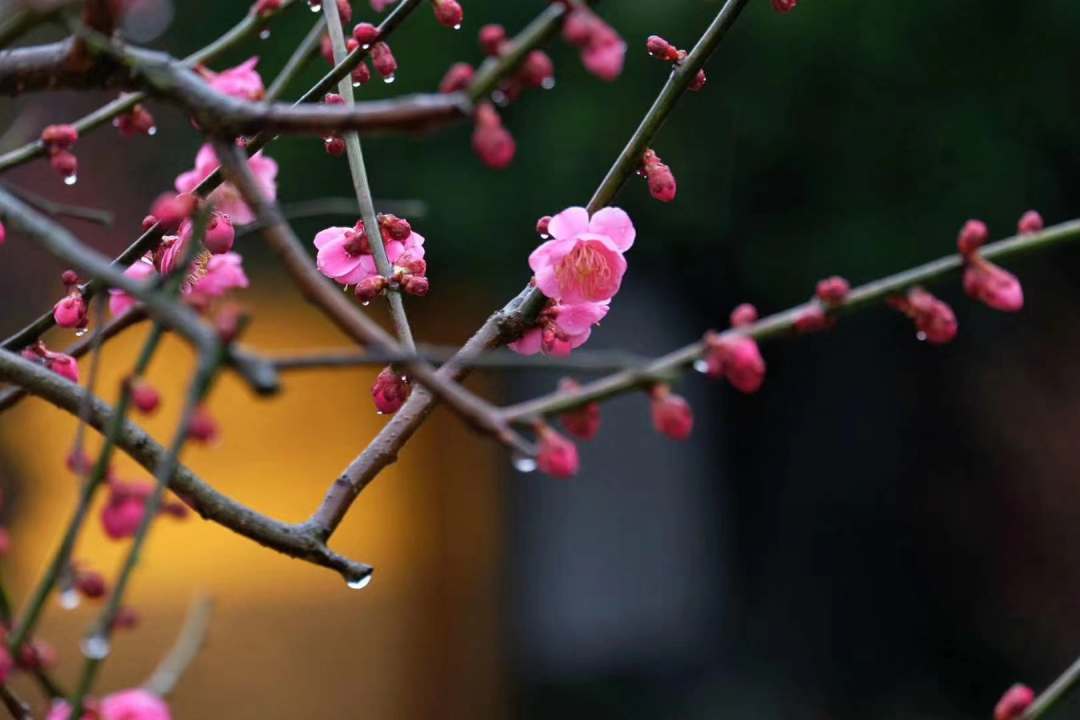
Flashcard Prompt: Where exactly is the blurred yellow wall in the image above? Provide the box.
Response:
[0,278,505,719]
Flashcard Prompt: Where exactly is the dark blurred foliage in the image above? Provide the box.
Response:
[6,0,1080,718]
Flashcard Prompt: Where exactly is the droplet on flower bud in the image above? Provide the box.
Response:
[352,60,372,85]
[372,367,410,415]
[815,276,851,305]
[646,35,680,62]
[354,275,388,304]
[893,287,958,344]
[519,50,555,89]
[642,148,676,202]
[325,136,347,156]
[50,150,78,184]
[53,293,88,330]
[371,42,397,79]
[353,22,380,46]
[536,216,552,238]
[994,684,1035,720]
[432,0,463,29]
[771,0,797,13]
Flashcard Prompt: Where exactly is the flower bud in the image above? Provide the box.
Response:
[371,42,397,79]
[536,424,579,479]
[394,251,426,277]
[557,378,601,440]
[649,384,694,440]
[730,303,758,328]
[203,213,235,254]
[127,376,161,415]
[41,124,79,150]
[112,607,139,630]
[963,257,1023,312]
[793,306,833,334]
[335,0,352,25]
[325,136,346,156]
[353,22,380,46]
[187,405,220,444]
[0,648,10,686]
[49,150,78,182]
[0,220,5,247]
[1017,210,1043,235]
[646,35,679,62]
[472,106,516,169]
[75,570,107,599]
[957,219,989,255]
[47,350,80,384]
[53,293,88,329]
[432,0,463,28]
[380,213,412,241]
[562,9,597,47]
[150,193,197,233]
[892,287,958,344]
[687,69,707,92]
[772,0,797,12]
[642,148,676,202]
[401,275,430,297]
[536,216,551,237]
[354,275,388,303]
[994,684,1035,720]
[255,0,282,15]
[115,104,156,136]
[372,368,410,414]
[519,50,555,89]
[815,276,851,304]
[704,333,766,393]
[439,62,474,93]
[479,23,506,55]
[352,60,372,85]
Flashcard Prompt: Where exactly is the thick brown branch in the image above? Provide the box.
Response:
[0,349,371,582]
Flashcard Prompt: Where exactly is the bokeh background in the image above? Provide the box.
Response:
[3,0,1080,717]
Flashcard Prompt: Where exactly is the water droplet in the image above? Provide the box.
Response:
[147,126,157,136]
[259,28,271,40]
[111,118,120,128]
[81,635,110,660]
[347,572,374,590]
[491,90,508,107]
[352,81,361,88]
[511,452,537,474]
[539,233,549,239]
[452,23,461,30]
[74,327,88,338]
[375,410,384,415]
[916,331,927,342]
[383,74,395,84]
[64,174,77,186]
[361,43,371,51]
[59,588,81,610]
[361,301,370,306]
[693,359,710,374]
[541,77,556,90]
[308,1,322,12]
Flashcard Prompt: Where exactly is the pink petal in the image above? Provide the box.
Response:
[568,327,593,350]
[556,300,610,335]
[316,241,364,280]
[548,207,590,241]
[588,207,636,251]
[508,328,543,356]
[314,227,351,250]
[384,240,405,265]
[403,231,425,249]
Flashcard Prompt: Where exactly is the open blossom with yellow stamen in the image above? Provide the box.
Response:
[528,206,635,305]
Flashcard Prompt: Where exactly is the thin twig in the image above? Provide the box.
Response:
[1023,655,1080,719]
[0,686,33,720]
[323,0,417,352]
[1,183,113,225]
[141,596,214,698]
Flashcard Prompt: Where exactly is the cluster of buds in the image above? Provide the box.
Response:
[792,275,850,334]
[888,287,958,344]
[646,36,706,91]
[21,341,79,383]
[113,94,156,137]
[472,103,516,169]
[323,93,347,156]
[477,24,556,101]
[641,148,676,202]
[0,633,58,684]
[700,304,767,393]
[40,124,79,184]
[322,23,397,84]
[53,270,89,332]
[431,0,463,29]
[957,218,1025,313]
[371,367,410,414]
[562,6,626,81]
[355,216,429,301]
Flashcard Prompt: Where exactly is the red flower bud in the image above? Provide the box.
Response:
[354,276,388,303]
[380,213,412,241]
[75,570,107,599]
[730,303,758,328]
[352,22,380,46]
[557,379,601,440]
[891,287,958,344]
[352,60,372,85]
[562,9,598,47]
[325,136,346,156]
[255,0,282,16]
[150,193,197,233]
[114,104,156,137]
[53,293,88,330]
[50,150,78,182]
[688,69,707,92]
[372,368,410,414]
[1017,210,1043,235]
[41,124,79,150]
[815,276,851,305]
[439,62,474,93]
[963,257,1023,313]
[432,0,463,29]
[519,50,555,89]
[957,219,989,255]
[649,384,694,440]
[642,148,676,202]
[401,275,430,297]
[127,376,161,415]
[479,24,506,56]
[994,684,1035,720]
[646,35,680,62]
[112,607,139,630]
[204,213,235,255]
[793,306,834,334]
[703,333,766,393]
[371,42,397,79]
[187,405,220,444]
[536,216,552,237]
[771,0,797,13]
[536,424,579,479]
[472,106,516,169]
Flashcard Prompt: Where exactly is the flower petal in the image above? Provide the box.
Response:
[556,300,610,335]
[588,207,635,251]
[548,207,590,241]
[508,328,543,356]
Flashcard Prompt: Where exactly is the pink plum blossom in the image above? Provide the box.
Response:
[529,206,634,305]
[109,260,156,317]
[509,300,609,356]
[201,57,265,101]
[175,144,277,225]
[47,689,171,720]
[189,253,249,300]
[314,223,425,286]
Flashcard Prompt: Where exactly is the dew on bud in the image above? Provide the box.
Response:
[452,23,461,30]
[81,635,111,660]
[361,301,370,306]
[511,451,537,474]
[693,359,710,374]
[541,77,556,90]
[352,81,361,88]
[74,327,88,338]
[383,74,395,84]
[63,174,77,186]
[59,588,81,610]
[916,331,927,342]
[491,90,509,107]
[147,126,157,136]
[259,28,271,40]
[539,233,549,239]
[308,1,321,11]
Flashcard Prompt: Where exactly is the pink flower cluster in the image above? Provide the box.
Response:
[510,206,634,357]
[46,689,171,720]
[175,144,278,226]
[21,341,79,383]
[314,214,426,291]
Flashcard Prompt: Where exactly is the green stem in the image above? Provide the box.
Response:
[1023,656,1080,719]
[323,2,416,351]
